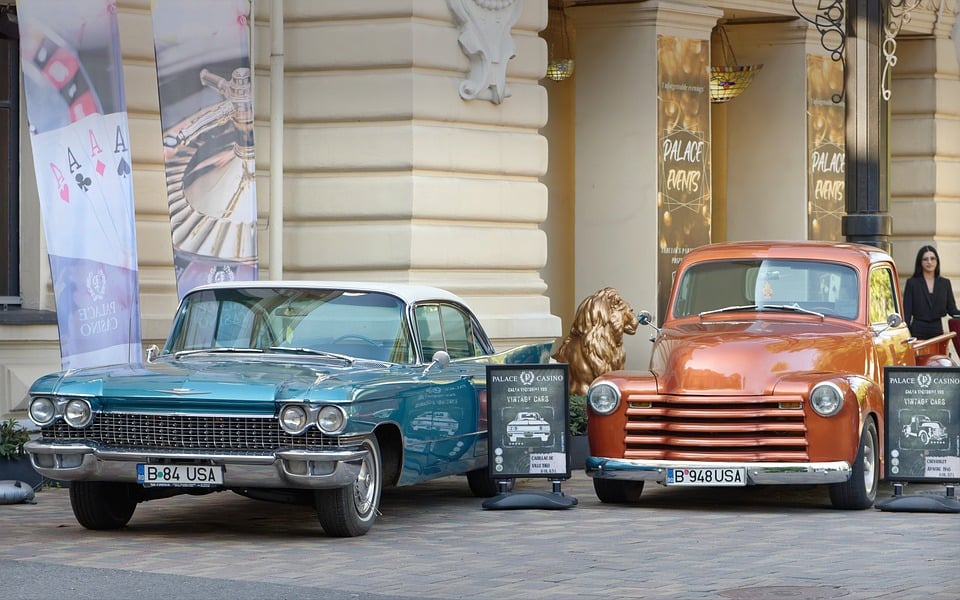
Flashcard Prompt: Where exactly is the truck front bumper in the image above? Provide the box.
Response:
[586,456,852,485]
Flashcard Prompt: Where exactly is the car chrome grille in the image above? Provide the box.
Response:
[42,413,355,452]
[623,393,809,461]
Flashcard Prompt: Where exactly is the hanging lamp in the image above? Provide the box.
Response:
[709,24,762,103]
[546,3,574,81]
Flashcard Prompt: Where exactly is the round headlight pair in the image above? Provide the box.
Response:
[279,404,347,435]
[28,396,93,428]
[810,382,844,416]
[587,382,621,415]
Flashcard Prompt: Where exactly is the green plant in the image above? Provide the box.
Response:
[569,394,588,437]
[0,418,30,460]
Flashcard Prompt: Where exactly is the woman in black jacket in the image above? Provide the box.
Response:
[902,245,960,339]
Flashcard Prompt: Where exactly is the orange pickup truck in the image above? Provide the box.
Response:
[585,241,956,509]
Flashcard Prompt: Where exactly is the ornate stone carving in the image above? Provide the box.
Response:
[448,0,523,104]
[553,288,639,396]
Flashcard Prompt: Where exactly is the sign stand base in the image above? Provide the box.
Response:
[875,483,960,513]
[481,479,578,510]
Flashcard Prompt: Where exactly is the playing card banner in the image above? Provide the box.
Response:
[151,0,258,299]
[19,0,143,369]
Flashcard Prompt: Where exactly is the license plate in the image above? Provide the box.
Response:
[666,467,746,486]
[137,464,224,487]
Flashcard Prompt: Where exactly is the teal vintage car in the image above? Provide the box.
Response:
[25,282,551,536]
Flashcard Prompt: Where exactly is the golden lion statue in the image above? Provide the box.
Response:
[553,287,639,396]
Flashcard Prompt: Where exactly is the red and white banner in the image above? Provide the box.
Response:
[19,0,142,369]
[151,0,258,299]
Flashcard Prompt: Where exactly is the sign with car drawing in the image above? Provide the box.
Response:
[486,364,569,479]
[884,367,960,483]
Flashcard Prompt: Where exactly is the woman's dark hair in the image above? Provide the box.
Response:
[912,245,941,278]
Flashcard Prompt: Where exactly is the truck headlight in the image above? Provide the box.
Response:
[63,398,93,428]
[810,382,843,416]
[587,382,621,415]
[29,396,58,426]
[280,405,309,434]
[317,405,346,434]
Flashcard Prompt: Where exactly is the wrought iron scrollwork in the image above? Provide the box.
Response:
[792,0,846,104]
[882,0,923,100]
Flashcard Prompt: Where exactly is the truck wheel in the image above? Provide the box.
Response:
[593,478,644,503]
[69,481,138,530]
[828,420,878,510]
[315,436,381,537]
[467,467,514,497]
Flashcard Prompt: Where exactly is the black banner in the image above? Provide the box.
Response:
[486,364,569,479]
[884,367,960,483]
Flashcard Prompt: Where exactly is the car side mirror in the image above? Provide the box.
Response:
[422,350,450,376]
[875,313,903,336]
[145,344,160,363]
[637,310,661,341]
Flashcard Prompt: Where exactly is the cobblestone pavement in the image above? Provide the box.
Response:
[1,473,958,599]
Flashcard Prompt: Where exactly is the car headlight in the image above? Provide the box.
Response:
[63,398,93,428]
[280,405,310,434]
[587,382,621,415]
[317,405,347,434]
[29,396,58,426]
[810,382,844,416]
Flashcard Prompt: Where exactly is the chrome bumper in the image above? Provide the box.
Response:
[586,456,852,485]
[25,439,365,489]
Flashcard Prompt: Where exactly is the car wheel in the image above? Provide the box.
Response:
[828,420,878,510]
[466,467,514,497]
[920,430,930,445]
[593,478,644,503]
[315,436,381,537]
[69,481,139,530]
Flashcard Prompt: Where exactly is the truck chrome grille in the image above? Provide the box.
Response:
[42,413,353,451]
[624,394,809,461]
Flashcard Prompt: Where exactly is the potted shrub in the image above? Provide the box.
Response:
[0,417,42,489]
[568,395,588,469]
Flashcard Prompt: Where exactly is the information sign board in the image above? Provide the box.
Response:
[884,367,960,483]
[486,364,569,479]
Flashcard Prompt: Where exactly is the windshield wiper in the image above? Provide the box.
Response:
[268,346,355,364]
[174,347,263,359]
[699,304,758,318]
[760,304,825,319]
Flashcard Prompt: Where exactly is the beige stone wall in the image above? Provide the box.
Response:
[6,0,960,418]
[3,0,562,417]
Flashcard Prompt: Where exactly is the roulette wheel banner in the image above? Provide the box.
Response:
[18,0,142,369]
[151,0,258,300]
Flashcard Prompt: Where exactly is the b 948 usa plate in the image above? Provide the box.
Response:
[137,464,223,487]
[666,467,746,486]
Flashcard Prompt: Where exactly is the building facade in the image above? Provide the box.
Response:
[1,0,958,418]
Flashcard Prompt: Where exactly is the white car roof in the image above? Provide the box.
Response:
[185,280,469,306]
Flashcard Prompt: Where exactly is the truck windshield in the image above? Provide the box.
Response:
[672,259,859,320]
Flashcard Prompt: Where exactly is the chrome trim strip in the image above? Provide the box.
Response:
[25,439,365,489]
[585,456,852,485]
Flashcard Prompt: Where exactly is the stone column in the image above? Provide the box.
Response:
[568,1,720,369]
[278,0,560,347]
[889,8,960,283]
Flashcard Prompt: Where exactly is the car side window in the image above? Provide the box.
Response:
[415,304,445,360]
[415,303,483,360]
[439,305,480,359]
[868,266,899,325]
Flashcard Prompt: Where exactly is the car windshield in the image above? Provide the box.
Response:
[672,259,859,320]
[163,287,415,363]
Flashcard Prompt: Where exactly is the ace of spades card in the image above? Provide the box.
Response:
[59,120,130,266]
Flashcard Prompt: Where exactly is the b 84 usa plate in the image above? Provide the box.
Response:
[667,467,746,486]
[137,464,223,487]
